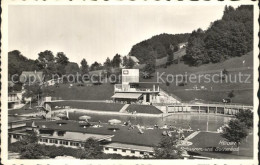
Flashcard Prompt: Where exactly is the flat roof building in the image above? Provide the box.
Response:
[112,69,161,104]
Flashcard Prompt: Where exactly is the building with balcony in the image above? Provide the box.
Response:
[8,91,23,109]
[112,69,161,104]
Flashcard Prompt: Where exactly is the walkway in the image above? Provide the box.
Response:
[119,104,130,113]
[185,131,200,141]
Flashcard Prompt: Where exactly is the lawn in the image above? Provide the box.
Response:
[8,103,39,115]
[126,104,162,114]
[189,132,253,159]
[47,83,114,100]
[141,51,254,105]
[51,101,124,112]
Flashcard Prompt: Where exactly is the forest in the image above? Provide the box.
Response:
[184,5,253,66]
[129,33,190,64]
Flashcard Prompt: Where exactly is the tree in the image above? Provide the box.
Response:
[55,52,69,76]
[103,57,112,69]
[184,6,253,65]
[142,58,155,79]
[154,136,183,159]
[228,90,235,102]
[166,53,173,65]
[18,131,45,159]
[221,68,229,80]
[127,58,135,69]
[112,54,122,68]
[166,80,170,87]
[122,56,128,68]
[23,83,52,102]
[122,56,135,69]
[222,69,229,76]
[23,83,42,103]
[222,119,248,147]
[129,33,190,64]
[80,59,89,74]
[185,29,210,66]
[65,62,80,75]
[90,61,102,71]
[235,109,253,129]
[77,138,103,159]
[8,50,38,82]
[36,50,56,80]
[55,52,69,66]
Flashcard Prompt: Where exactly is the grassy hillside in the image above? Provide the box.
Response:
[155,47,186,67]
[46,51,253,105]
[142,51,253,105]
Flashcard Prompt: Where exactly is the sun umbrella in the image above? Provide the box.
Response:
[108,119,121,125]
[57,113,67,118]
[79,115,91,121]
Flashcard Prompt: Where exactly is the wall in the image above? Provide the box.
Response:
[103,146,153,158]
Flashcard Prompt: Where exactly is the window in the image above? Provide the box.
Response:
[40,138,43,142]
[62,141,68,145]
[13,135,19,139]
[131,150,135,154]
[42,138,48,143]
[71,142,79,146]
[55,140,58,144]
[122,149,126,152]
[105,148,109,150]
[140,151,144,155]
[113,148,117,151]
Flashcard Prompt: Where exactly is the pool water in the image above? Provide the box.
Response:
[68,112,232,132]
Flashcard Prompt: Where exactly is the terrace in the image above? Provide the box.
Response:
[114,82,160,93]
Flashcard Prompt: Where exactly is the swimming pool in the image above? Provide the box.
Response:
[68,112,232,132]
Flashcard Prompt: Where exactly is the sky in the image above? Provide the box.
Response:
[8,5,238,65]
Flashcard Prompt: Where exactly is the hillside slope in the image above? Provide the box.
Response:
[129,33,190,64]
[142,51,253,105]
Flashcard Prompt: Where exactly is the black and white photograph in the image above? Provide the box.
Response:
[1,0,259,164]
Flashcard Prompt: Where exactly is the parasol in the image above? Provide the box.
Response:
[79,115,91,121]
[108,119,121,125]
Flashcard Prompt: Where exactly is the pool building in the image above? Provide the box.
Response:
[9,120,175,158]
[112,69,180,104]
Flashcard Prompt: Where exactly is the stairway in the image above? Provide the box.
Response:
[185,131,200,141]
[119,104,130,113]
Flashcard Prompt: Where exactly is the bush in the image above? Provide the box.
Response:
[178,82,185,86]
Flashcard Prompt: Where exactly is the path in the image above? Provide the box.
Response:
[119,104,130,113]
[185,131,200,141]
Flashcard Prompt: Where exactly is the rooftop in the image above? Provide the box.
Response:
[111,93,142,99]
[26,120,192,147]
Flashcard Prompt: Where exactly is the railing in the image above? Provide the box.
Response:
[115,87,160,93]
